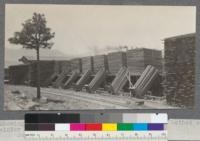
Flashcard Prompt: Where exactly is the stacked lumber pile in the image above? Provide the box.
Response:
[60,61,71,73]
[127,48,162,75]
[149,75,163,97]
[54,61,61,74]
[54,61,71,74]
[8,64,30,85]
[108,52,127,75]
[70,58,82,73]
[110,67,129,94]
[132,65,159,98]
[87,68,106,93]
[163,33,195,108]
[143,49,162,72]
[4,68,9,80]
[93,55,108,73]
[29,61,55,87]
[81,56,94,73]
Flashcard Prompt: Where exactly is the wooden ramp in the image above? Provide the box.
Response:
[132,65,159,98]
[110,67,129,94]
[45,72,59,86]
[63,71,79,89]
[52,71,69,88]
[74,70,92,91]
[87,68,106,93]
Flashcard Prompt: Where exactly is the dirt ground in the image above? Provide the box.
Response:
[4,84,176,111]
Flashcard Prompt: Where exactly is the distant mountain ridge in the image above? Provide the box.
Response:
[5,48,72,68]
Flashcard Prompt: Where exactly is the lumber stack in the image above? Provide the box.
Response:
[81,56,94,73]
[132,65,159,98]
[149,75,163,97]
[70,58,82,73]
[127,48,162,75]
[163,33,195,108]
[54,61,71,74]
[143,49,162,72]
[8,64,30,85]
[60,61,71,73]
[93,55,108,73]
[110,67,129,94]
[4,68,9,80]
[108,52,127,75]
[87,68,106,93]
[29,61,55,87]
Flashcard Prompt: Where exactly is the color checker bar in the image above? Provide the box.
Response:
[25,123,165,131]
[25,113,167,131]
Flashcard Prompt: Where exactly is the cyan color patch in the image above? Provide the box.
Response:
[133,123,148,131]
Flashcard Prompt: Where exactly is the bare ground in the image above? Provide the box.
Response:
[4,84,176,111]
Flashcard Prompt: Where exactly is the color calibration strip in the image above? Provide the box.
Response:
[25,113,167,140]
[25,113,167,131]
[25,123,165,131]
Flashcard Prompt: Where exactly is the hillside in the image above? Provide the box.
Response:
[5,48,70,68]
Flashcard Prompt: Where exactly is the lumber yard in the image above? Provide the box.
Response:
[5,33,195,109]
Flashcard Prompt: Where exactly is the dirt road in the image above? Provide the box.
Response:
[4,84,175,110]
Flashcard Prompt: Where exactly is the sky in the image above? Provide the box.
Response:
[5,4,196,57]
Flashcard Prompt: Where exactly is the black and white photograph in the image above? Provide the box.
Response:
[4,4,196,110]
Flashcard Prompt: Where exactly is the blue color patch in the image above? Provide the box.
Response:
[133,123,148,131]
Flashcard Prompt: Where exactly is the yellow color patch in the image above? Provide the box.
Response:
[102,123,117,131]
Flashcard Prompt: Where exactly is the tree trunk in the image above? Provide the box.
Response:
[36,47,41,99]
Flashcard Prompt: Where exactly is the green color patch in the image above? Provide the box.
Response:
[117,123,133,131]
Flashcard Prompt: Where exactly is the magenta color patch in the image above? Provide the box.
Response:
[70,123,85,131]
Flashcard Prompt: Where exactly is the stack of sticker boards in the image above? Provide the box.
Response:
[126,48,162,76]
[163,33,195,108]
[108,51,127,75]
